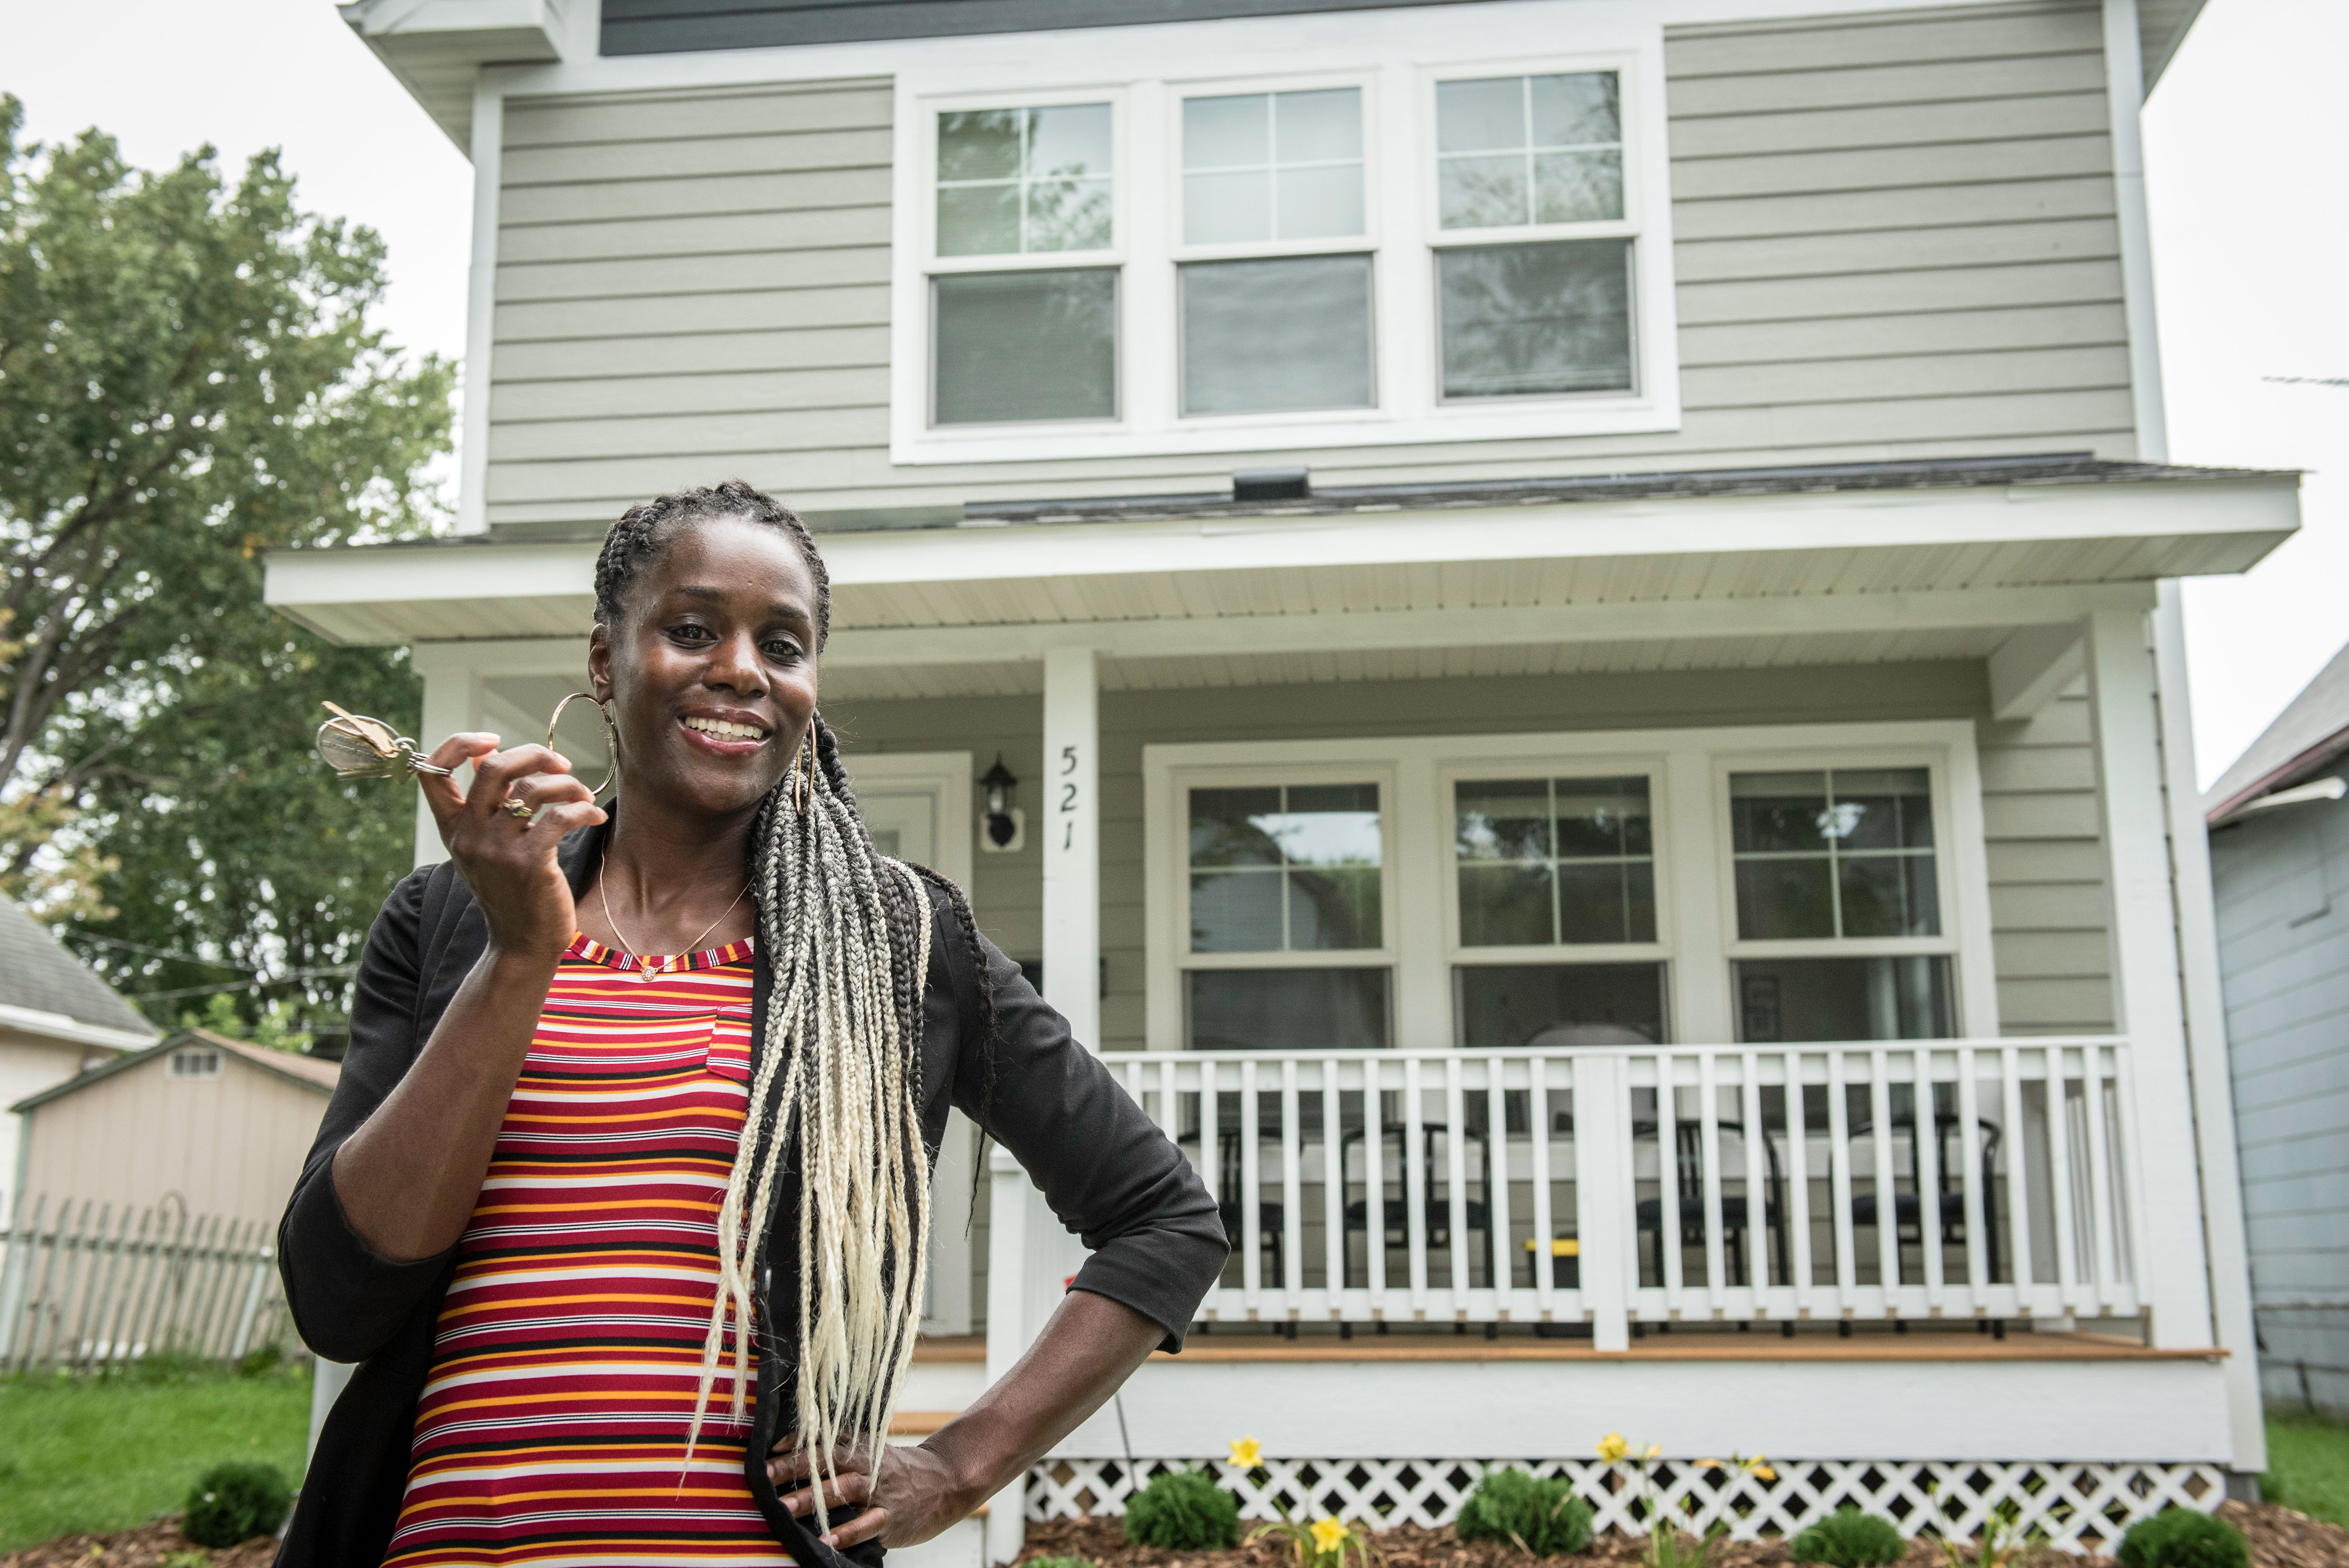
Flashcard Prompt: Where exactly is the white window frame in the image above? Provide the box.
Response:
[885,5,1680,465]
[1144,722,1997,1052]
[1165,761,1400,1050]
[1421,55,1646,404]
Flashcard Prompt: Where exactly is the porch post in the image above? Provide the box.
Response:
[410,644,483,869]
[2084,606,2215,1348]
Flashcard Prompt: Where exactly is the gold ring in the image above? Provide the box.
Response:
[505,797,534,822]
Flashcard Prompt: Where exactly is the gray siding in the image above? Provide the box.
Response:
[483,0,2138,528]
[2210,793,2349,1419]
[829,661,2115,1052]
[602,0,1499,55]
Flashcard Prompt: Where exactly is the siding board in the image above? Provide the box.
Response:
[1666,51,2104,116]
[1669,91,2109,158]
[502,127,892,186]
[499,206,892,263]
[495,247,888,303]
[1671,177,2117,244]
[1665,5,2105,77]
[505,84,892,147]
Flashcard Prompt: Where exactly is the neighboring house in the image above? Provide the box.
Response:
[0,897,158,1219]
[276,0,2281,1552]
[2204,640,2349,1423]
[9,1028,341,1234]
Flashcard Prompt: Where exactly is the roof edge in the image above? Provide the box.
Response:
[9,1028,337,1114]
[2206,725,2349,826]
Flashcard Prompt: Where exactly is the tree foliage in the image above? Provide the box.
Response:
[0,94,452,1041]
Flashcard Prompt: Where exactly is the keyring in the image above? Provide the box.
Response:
[316,702,455,780]
[546,693,620,801]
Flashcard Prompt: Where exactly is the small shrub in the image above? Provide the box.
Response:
[1025,1556,1094,1568]
[183,1460,292,1548]
[1788,1508,1906,1567]
[236,1342,286,1379]
[162,1554,212,1568]
[2115,1509,2247,1568]
[1125,1468,1241,1550]
[1455,1468,1595,1557]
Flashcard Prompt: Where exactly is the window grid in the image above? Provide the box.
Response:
[1730,769,1937,942]
[1180,89,1367,248]
[1433,74,1624,233]
[1455,775,1656,949]
[933,104,1115,261]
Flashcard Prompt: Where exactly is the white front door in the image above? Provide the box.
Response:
[843,753,978,1337]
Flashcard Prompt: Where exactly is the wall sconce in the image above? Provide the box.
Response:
[979,754,1024,853]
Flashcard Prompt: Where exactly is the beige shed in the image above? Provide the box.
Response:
[11,1029,339,1232]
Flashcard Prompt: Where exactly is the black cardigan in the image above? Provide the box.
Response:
[276,820,1228,1568]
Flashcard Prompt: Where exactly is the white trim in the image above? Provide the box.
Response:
[0,1003,153,1054]
[1988,623,2088,722]
[2102,0,2169,461]
[881,6,1680,464]
[1144,720,1997,1052]
[457,70,504,535]
[2153,580,2262,1469]
[840,750,976,891]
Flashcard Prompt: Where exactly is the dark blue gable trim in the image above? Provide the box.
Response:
[602,0,1494,55]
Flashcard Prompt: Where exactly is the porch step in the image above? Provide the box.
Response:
[882,1513,986,1568]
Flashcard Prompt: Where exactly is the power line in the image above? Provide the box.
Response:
[59,930,258,971]
[131,967,358,1003]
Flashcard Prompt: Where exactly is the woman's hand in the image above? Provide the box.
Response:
[767,1436,978,1549]
[418,732,606,962]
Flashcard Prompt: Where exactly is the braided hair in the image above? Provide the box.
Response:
[591,480,994,1518]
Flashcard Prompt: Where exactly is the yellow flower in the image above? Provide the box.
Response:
[1752,1464,1777,1482]
[1229,1436,1264,1469]
[1645,1444,1662,1460]
[1597,1433,1629,1463]
[1311,1517,1351,1555]
[1696,1458,1722,1470]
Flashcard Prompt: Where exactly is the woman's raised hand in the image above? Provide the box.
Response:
[418,733,607,962]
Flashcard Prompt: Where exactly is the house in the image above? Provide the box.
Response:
[2204,639,2349,1424]
[271,0,2284,1553]
[0,897,157,1219]
[9,1028,342,1233]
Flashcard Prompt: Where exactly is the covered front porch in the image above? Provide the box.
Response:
[266,455,2291,1553]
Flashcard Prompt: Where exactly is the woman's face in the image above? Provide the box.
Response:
[588,514,823,821]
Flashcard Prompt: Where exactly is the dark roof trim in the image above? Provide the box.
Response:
[602,0,1498,55]
[2205,726,2349,826]
[10,1028,337,1114]
[960,454,2296,528]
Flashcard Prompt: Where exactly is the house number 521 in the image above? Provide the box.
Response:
[1059,745,1079,851]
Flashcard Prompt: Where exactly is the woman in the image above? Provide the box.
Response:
[279,481,1229,1568]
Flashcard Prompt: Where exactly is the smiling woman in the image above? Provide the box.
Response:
[276,481,1229,1568]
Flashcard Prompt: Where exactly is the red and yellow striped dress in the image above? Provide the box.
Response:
[386,933,793,1567]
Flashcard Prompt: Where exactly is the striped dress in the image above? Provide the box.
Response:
[386,933,794,1568]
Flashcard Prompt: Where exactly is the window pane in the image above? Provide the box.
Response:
[1529,72,1620,147]
[1027,103,1112,181]
[1190,868,1284,952]
[1554,776,1648,857]
[1276,88,1363,162]
[1190,786,1284,866]
[937,184,1019,257]
[1534,149,1622,224]
[1835,768,1934,850]
[1184,93,1268,170]
[1437,239,1632,398]
[1557,860,1657,944]
[1182,255,1374,415]
[932,269,1116,425]
[1457,778,1550,861]
[938,109,1022,181]
[1189,968,1390,1050]
[1439,153,1527,230]
[1265,782,1382,861]
[1460,862,1553,946]
[1025,176,1112,252]
[1436,76,1525,154]
[1457,962,1665,1049]
[1730,771,1830,853]
[1735,957,1953,1043]
[1186,169,1270,245]
[1735,858,1835,940]
[1290,866,1381,950]
[1276,164,1363,240]
[1838,856,1941,937]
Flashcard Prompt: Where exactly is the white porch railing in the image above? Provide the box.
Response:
[1104,1038,2143,1334]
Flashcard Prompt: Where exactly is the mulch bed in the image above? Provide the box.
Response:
[0,1519,278,1568]
[1015,1500,2349,1568]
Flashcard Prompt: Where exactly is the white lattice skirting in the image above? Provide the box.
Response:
[1028,1458,2226,1555]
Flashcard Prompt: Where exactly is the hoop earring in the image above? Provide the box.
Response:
[546,692,620,801]
[795,716,820,815]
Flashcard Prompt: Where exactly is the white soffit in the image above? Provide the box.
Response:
[264,477,2296,649]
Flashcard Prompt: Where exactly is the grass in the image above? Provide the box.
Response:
[0,1358,311,1552]
[2262,1412,2349,1528]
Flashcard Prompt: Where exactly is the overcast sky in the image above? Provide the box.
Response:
[6,0,2342,788]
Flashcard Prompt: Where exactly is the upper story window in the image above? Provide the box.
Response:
[168,1047,222,1079]
[890,24,1677,465]
[928,100,1120,427]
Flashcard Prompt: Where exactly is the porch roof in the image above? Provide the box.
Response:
[265,453,2298,699]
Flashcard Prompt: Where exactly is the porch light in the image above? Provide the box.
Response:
[980,755,1023,852]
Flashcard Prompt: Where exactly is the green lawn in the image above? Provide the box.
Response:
[0,1364,311,1552]
[2264,1413,2349,1527]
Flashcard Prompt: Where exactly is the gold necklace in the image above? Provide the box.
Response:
[597,860,750,980]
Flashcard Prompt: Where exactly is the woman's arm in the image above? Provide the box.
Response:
[329,733,604,1261]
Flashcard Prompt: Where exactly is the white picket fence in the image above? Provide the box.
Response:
[1105,1037,2142,1332]
[0,1196,291,1374]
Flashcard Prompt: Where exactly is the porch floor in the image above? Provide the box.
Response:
[1155,1328,2217,1362]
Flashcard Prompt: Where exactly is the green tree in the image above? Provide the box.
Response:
[0,95,451,1041]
